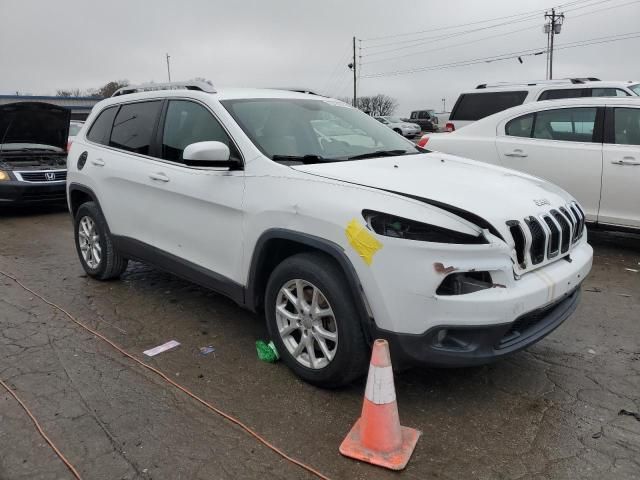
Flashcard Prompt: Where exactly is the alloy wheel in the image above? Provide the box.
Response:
[78,216,102,269]
[275,279,338,369]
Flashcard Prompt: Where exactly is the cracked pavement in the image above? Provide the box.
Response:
[1,207,639,480]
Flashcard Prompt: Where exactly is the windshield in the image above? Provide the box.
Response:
[629,84,640,96]
[68,123,83,136]
[386,116,403,123]
[221,98,419,163]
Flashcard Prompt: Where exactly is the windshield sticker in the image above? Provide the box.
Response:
[345,219,383,265]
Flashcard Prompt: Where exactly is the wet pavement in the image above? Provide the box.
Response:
[1,208,639,480]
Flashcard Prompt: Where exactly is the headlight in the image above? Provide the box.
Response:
[362,210,487,244]
[0,170,10,181]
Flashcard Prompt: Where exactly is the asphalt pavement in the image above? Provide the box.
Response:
[1,207,639,480]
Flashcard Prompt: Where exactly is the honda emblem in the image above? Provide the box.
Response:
[45,172,56,181]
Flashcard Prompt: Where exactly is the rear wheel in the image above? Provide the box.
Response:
[74,202,128,280]
[393,128,403,135]
[265,252,368,388]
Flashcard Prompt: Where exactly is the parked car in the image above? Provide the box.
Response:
[409,109,439,132]
[67,120,85,151]
[67,81,592,387]
[420,97,640,230]
[374,116,420,138]
[0,102,69,205]
[446,78,640,132]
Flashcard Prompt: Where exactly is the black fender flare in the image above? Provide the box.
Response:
[246,228,375,342]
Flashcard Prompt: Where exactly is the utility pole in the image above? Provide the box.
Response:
[348,36,357,107]
[166,53,172,82]
[441,97,446,112]
[544,9,564,79]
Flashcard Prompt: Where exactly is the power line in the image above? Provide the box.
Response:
[359,0,603,42]
[360,30,640,79]
[358,0,639,67]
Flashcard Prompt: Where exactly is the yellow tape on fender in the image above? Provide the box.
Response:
[345,219,383,266]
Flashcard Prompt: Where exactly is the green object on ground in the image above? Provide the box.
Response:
[256,340,279,363]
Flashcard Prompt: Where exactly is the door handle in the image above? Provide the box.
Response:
[504,149,528,158]
[611,158,640,166]
[149,172,170,182]
[90,158,105,167]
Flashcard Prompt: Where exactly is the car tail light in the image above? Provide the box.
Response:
[417,136,429,148]
[445,122,455,132]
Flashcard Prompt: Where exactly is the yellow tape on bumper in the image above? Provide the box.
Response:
[345,219,383,265]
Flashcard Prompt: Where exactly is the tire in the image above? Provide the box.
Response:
[393,128,402,135]
[74,201,128,280]
[265,252,368,388]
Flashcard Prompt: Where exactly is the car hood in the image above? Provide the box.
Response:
[0,102,70,152]
[293,152,574,237]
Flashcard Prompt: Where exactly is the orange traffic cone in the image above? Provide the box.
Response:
[339,339,421,470]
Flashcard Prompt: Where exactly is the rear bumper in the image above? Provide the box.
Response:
[0,180,67,205]
[377,287,581,367]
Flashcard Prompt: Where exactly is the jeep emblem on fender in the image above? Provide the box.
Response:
[45,172,56,181]
[533,198,550,206]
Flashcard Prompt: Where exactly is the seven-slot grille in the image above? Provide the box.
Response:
[507,202,585,270]
[14,170,67,183]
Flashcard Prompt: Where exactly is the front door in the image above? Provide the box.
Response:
[496,106,603,221]
[143,99,246,286]
[599,106,640,228]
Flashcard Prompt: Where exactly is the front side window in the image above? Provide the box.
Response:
[450,91,528,121]
[410,112,417,119]
[533,107,597,142]
[629,84,640,96]
[87,107,117,145]
[221,98,418,163]
[505,113,534,138]
[613,108,640,145]
[161,100,238,162]
[591,88,630,97]
[109,101,161,155]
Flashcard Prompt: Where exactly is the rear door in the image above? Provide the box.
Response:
[84,100,162,244]
[599,106,640,227]
[495,106,604,221]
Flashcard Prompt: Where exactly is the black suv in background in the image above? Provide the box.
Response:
[0,102,69,206]
[408,109,439,132]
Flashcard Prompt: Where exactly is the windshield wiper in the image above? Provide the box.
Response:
[347,149,414,160]
[271,154,328,165]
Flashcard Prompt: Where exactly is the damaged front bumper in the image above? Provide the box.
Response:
[353,232,593,367]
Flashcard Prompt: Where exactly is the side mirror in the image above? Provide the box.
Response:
[182,141,239,169]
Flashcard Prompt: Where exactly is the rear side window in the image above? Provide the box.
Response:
[533,107,597,142]
[591,88,630,97]
[161,100,239,162]
[506,113,534,137]
[450,91,527,121]
[418,111,430,119]
[538,89,587,101]
[86,107,117,145]
[613,108,640,145]
[109,101,162,155]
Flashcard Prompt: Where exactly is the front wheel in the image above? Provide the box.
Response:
[265,253,368,388]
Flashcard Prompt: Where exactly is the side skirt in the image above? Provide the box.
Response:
[112,236,245,306]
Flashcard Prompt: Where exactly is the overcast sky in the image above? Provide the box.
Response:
[2,0,639,115]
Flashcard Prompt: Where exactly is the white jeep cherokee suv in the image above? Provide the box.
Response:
[66,81,593,387]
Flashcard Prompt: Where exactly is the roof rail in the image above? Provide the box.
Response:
[111,80,216,97]
[475,77,601,89]
[270,87,322,96]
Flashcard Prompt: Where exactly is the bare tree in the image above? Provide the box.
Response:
[55,88,83,97]
[338,94,398,116]
[96,80,129,98]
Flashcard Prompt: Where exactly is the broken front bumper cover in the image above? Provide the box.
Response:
[375,286,581,368]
